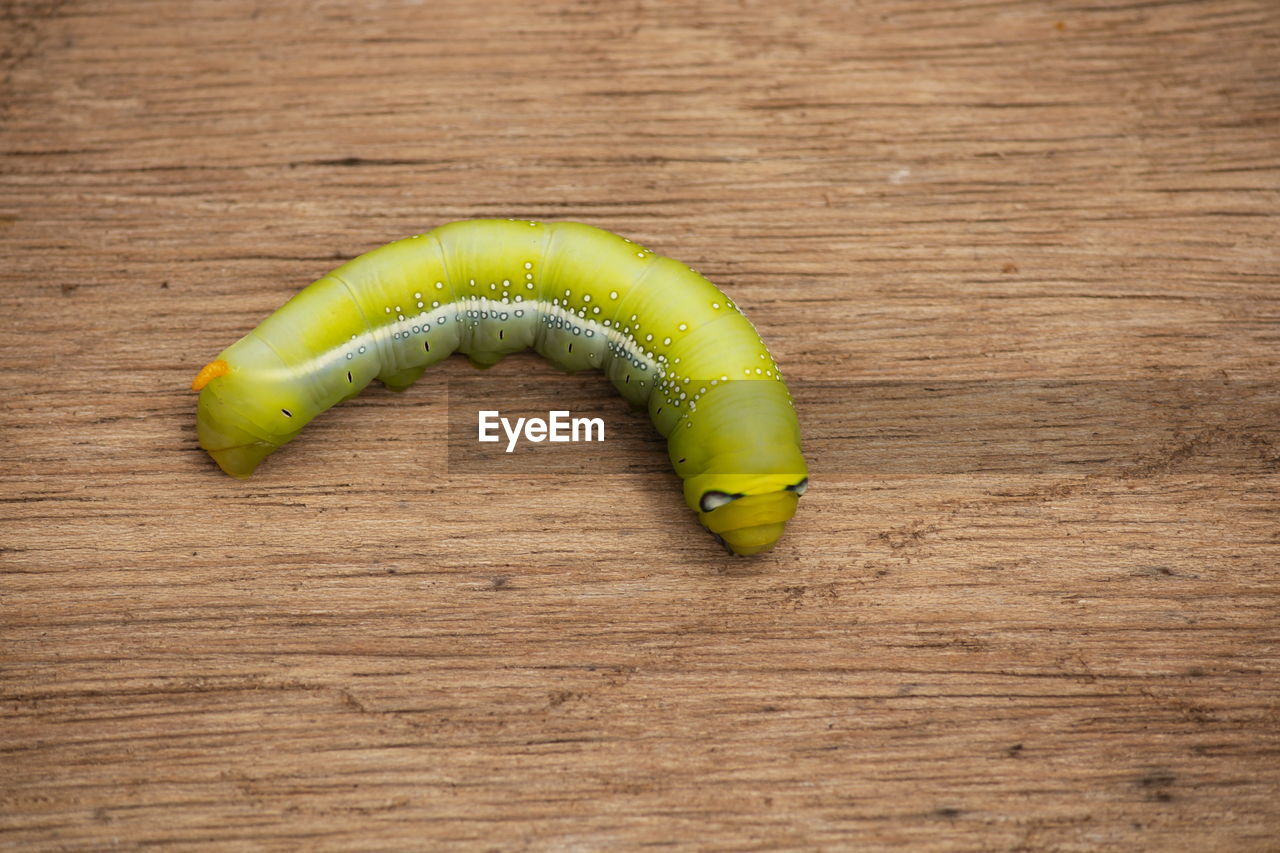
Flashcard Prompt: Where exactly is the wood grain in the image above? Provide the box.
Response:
[2,0,1277,849]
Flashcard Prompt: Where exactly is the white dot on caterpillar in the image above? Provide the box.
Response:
[414,292,421,299]
[678,323,687,331]
[417,301,424,308]
[609,291,618,300]
[662,337,671,345]
[435,282,443,289]
[524,262,532,270]
[384,307,391,313]
[526,282,534,290]
[712,302,721,309]
[583,294,591,303]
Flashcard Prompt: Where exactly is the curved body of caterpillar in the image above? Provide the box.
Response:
[192,220,808,555]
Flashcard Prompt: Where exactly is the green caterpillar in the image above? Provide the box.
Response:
[192,219,808,555]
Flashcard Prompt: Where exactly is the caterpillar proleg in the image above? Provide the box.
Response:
[192,220,808,555]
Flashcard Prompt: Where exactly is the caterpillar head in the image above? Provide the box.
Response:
[687,474,808,556]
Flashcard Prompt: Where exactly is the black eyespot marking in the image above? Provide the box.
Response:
[700,491,743,512]
[499,329,504,340]
[424,341,430,352]
[568,342,573,353]
[281,408,293,418]
[785,477,809,496]
[347,371,353,383]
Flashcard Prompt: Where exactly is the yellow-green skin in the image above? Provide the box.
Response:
[195,220,808,555]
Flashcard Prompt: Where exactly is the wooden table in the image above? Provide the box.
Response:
[3,1,1277,849]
